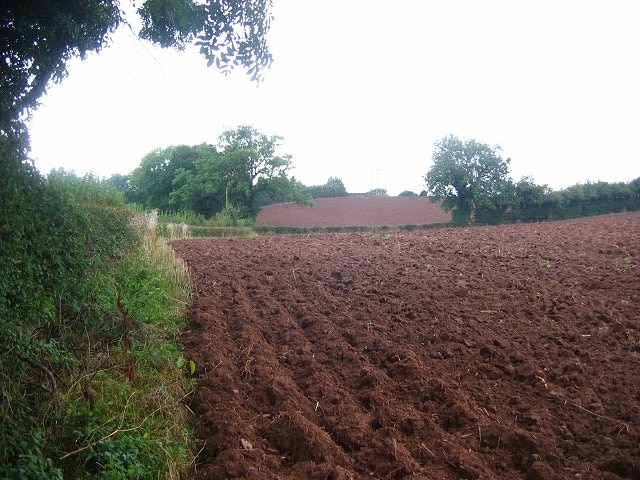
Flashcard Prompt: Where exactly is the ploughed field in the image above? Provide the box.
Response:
[173,213,640,480]
[256,196,451,228]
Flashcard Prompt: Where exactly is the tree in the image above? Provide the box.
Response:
[129,127,310,218]
[305,177,348,199]
[129,144,209,211]
[630,177,640,211]
[170,147,228,216]
[511,177,559,222]
[324,176,348,197]
[424,135,513,224]
[1,0,273,135]
[216,125,310,217]
[1,0,120,134]
[398,190,418,196]
[367,188,388,196]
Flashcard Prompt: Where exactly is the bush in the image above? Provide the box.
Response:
[1,158,194,478]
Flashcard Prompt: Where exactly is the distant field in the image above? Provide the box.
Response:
[256,196,452,227]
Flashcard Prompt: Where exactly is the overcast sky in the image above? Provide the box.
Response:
[28,0,639,195]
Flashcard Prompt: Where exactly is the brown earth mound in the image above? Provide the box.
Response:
[256,196,452,227]
[174,212,640,480]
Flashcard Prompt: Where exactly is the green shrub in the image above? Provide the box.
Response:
[1,158,194,478]
[3,429,63,480]
[81,432,164,480]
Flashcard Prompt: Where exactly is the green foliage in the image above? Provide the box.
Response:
[425,135,513,225]
[559,181,637,218]
[473,180,514,225]
[1,0,121,132]
[3,429,64,480]
[131,144,207,212]
[398,190,418,196]
[217,125,309,217]
[155,210,256,238]
[138,0,206,49]
[305,177,348,199]
[106,173,134,198]
[510,179,639,223]
[83,434,160,480]
[132,126,310,219]
[2,0,272,134]
[511,177,557,222]
[158,210,212,226]
[422,135,639,225]
[215,202,244,226]
[1,161,194,478]
[170,147,227,216]
[176,355,196,376]
[367,188,388,196]
[255,174,312,209]
[0,164,133,358]
[139,0,274,80]
[116,255,176,326]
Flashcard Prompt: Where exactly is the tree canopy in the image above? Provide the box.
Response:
[424,135,513,224]
[1,0,273,136]
[424,136,640,224]
[127,126,310,219]
[367,188,388,196]
[304,177,348,199]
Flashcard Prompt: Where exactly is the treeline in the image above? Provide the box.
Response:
[110,125,312,221]
[425,135,640,225]
[302,176,348,199]
[110,130,354,221]
[475,177,640,225]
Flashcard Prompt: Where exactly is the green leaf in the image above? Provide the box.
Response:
[176,355,186,369]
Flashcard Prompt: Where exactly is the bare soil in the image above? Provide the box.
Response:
[256,196,451,227]
[173,213,640,479]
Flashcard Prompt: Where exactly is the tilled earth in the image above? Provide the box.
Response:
[256,197,451,228]
[173,213,640,479]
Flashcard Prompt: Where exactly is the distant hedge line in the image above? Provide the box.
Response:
[255,222,452,235]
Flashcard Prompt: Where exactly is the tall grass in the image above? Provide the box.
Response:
[155,209,257,238]
[157,209,254,228]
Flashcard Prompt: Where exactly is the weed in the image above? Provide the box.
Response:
[535,254,553,269]
[615,254,635,273]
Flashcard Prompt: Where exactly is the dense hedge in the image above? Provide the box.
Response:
[1,155,134,475]
[475,178,640,226]
[1,147,193,478]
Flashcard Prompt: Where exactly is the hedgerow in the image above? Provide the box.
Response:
[1,146,194,478]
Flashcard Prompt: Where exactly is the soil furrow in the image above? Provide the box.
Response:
[175,213,640,480]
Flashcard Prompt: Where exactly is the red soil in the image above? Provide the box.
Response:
[256,196,452,227]
[173,212,640,480]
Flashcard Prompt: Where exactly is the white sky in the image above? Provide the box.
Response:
[28,0,639,195]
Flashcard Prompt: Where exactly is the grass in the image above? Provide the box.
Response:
[58,216,199,479]
[154,209,257,239]
[157,210,254,228]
